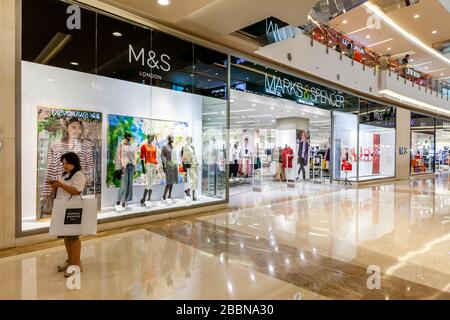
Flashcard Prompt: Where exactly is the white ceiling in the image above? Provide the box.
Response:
[229,90,331,129]
[329,1,450,81]
[98,0,318,54]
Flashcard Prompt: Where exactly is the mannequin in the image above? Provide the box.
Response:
[140,134,158,206]
[115,132,137,212]
[229,141,240,179]
[181,136,199,201]
[241,137,252,177]
[162,135,178,204]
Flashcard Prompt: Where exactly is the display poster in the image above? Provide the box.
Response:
[107,114,189,188]
[37,106,102,219]
[372,133,380,175]
[296,129,311,157]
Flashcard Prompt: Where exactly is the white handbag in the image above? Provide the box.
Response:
[49,195,97,236]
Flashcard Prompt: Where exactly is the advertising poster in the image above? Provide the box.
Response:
[37,107,102,219]
[372,133,380,174]
[107,114,189,188]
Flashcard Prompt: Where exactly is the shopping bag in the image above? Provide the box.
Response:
[49,196,97,236]
[40,191,56,216]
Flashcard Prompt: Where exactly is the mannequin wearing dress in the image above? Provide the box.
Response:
[181,136,199,201]
[140,134,158,206]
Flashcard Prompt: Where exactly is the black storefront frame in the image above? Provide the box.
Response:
[230,57,398,184]
[15,0,231,237]
[410,113,436,176]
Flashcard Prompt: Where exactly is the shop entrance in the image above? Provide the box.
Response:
[229,90,332,195]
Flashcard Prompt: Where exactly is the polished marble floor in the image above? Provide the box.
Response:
[1,176,449,299]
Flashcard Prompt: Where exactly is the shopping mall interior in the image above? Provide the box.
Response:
[0,0,449,302]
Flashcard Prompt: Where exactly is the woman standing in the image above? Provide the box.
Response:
[42,117,94,216]
[48,152,86,277]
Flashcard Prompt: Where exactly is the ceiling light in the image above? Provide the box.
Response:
[387,47,391,51]
[252,103,256,107]
[202,112,219,116]
[363,2,450,65]
[390,50,416,59]
[157,0,170,5]
[112,32,122,37]
[230,109,256,113]
[367,38,393,47]
[270,107,275,110]
[247,114,273,118]
[348,25,373,35]
[424,67,429,70]
[414,14,420,19]
[366,35,371,39]
[432,30,437,34]
[441,73,445,76]
[70,62,79,66]
[230,99,234,103]
[342,20,348,24]
[411,61,432,67]
[379,89,450,117]
[427,68,446,73]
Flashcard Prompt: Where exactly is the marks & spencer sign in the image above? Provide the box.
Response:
[264,73,345,108]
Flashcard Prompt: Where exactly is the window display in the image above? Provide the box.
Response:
[411,113,435,174]
[435,119,450,171]
[20,0,229,233]
[358,101,396,180]
[333,111,358,181]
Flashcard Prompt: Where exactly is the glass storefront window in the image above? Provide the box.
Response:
[332,111,358,181]
[410,113,435,174]
[435,119,450,171]
[20,0,229,233]
[358,100,396,181]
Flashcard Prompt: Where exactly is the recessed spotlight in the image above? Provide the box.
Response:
[366,35,371,39]
[432,30,437,34]
[230,99,234,103]
[157,0,170,5]
[410,59,414,62]
[387,47,391,50]
[270,107,275,110]
[252,103,256,107]
[414,14,420,19]
[47,78,54,82]
[314,115,318,118]
[112,32,122,37]
[301,112,305,115]
[208,79,211,82]
[342,20,348,24]
[441,73,445,76]
[70,62,79,66]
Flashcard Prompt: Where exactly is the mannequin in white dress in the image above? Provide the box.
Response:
[181,136,199,201]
